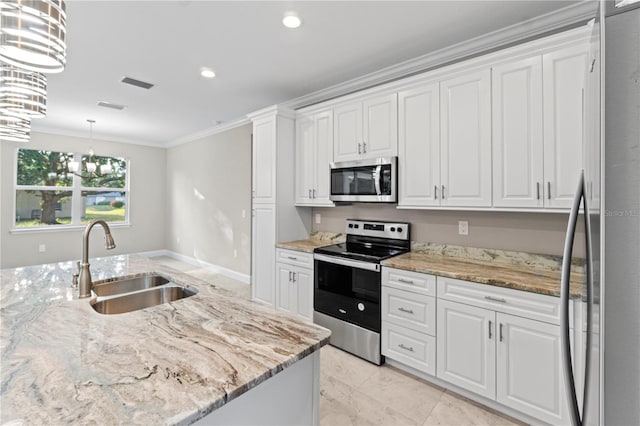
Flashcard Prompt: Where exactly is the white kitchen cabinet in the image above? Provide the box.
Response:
[249,106,311,309]
[398,82,440,207]
[275,248,314,320]
[436,298,496,399]
[542,43,587,209]
[295,110,333,206]
[439,68,492,207]
[333,93,397,162]
[436,277,571,424]
[382,267,437,376]
[492,56,544,208]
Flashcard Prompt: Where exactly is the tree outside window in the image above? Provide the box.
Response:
[15,149,129,228]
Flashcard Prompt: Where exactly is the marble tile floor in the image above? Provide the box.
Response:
[149,255,525,426]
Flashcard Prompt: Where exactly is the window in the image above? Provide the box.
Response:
[15,149,129,228]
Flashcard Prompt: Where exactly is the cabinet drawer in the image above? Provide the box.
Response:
[437,276,571,326]
[276,248,313,269]
[382,322,436,376]
[382,267,436,296]
[382,286,436,336]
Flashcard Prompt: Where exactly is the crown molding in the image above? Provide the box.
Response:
[29,126,165,148]
[283,0,597,111]
[246,104,296,121]
[166,117,251,148]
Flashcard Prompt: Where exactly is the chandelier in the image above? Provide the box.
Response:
[68,120,112,176]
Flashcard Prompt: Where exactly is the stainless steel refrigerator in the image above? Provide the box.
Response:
[560,1,640,425]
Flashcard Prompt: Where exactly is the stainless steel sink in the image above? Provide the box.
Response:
[92,274,171,296]
[91,285,197,315]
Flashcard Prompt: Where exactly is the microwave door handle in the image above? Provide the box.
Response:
[374,165,382,195]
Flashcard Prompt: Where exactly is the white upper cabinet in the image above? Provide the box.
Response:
[333,93,397,162]
[492,56,544,208]
[398,83,440,207]
[295,110,334,206]
[543,44,587,209]
[252,116,277,204]
[440,69,492,207]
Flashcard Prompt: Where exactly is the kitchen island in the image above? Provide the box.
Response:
[0,254,330,425]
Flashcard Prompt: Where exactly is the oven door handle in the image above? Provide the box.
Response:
[374,165,382,196]
[314,253,380,272]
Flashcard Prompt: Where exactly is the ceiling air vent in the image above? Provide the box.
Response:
[121,76,155,90]
[98,101,126,110]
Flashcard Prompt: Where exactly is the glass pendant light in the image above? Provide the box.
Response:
[0,0,67,73]
[0,65,47,118]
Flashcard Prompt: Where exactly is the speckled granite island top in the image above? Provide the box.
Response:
[381,243,584,298]
[0,254,330,425]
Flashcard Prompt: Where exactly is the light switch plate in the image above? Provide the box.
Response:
[458,221,469,236]
[315,213,321,224]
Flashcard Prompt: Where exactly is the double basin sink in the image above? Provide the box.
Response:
[90,274,197,315]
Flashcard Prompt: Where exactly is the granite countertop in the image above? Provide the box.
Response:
[276,231,345,253]
[382,243,584,298]
[0,254,330,425]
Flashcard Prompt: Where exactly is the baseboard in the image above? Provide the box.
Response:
[140,250,251,284]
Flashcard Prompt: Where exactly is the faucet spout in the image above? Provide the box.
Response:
[78,220,116,298]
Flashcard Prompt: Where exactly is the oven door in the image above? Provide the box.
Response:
[314,254,381,332]
[329,157,396,202]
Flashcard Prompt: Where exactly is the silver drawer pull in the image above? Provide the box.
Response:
[287,256,298,260]
[485,296,507,303]
[397,278,414,284]
[397,307,414,314]
[398,343,414,352]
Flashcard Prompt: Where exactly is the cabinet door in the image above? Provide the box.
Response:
[398,83,440,207]
[252,117,276,204]
[251,205,276,305]
[295,115,314,205]
[492,57,544,208]
[437,299,496,399]
[543,44,587,208]
[312,111,334,205]
[333,102,363,162]
[440,69,492,206]
[363,93,398,158]
[276,263,295,314]
[496,313,568,425]
[294,267,313,320]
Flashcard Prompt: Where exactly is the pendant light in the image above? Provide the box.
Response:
[0,0,67,73]
[0,65,47,118]
[68,120,112,176]
[0,111,31,142]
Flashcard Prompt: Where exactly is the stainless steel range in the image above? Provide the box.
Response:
[313,219,410,365]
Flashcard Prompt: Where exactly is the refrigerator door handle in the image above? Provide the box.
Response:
[561,170,585,426]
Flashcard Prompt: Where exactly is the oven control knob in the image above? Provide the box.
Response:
[390,227,396,232]
[397,227,403,232]
[357,303,365,311]
[348,224,353,228]
[354,224,359,228]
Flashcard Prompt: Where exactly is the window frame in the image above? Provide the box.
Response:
[12,148,131,232]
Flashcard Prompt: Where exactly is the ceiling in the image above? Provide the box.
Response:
[30,0,586,147]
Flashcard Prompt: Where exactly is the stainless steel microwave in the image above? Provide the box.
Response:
[329,157,397,202]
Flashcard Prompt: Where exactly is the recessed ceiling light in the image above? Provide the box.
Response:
[282,12,301,29]
[200,67,216,78]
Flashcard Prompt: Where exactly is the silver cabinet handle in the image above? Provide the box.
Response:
[292,272,296,283]
[309,189,312,199]
[397,278,414,284]
[288,271,292,281]
[499,323,504,342]
[488,320,493,339]
[397,307,414,314]
[484,296,507,303]
[548,181,551,200]
[358,143,362,154]
[434,185,438,199]
[536,182,541,200]
[442,185,445,199]
[398,343,414,352]
[362,142,367,153]
[287,256,298,260]
[313,189,316,199]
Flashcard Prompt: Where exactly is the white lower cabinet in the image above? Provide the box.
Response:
[436,277,570,425]
[275,248,313,321]
[381,267,437,375]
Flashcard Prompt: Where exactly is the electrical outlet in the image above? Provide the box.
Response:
[315,213,321,224]
[38,243,46,253]
[241,209,246,218]
[458,221,469,236]
[233,249,238,258]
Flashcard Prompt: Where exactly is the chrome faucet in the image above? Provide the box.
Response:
[78,219,116,298]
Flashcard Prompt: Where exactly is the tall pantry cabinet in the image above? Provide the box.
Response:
[248,106,311,306]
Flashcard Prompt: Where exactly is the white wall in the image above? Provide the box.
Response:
[166,124,252,275]
[313,204,584,257]
[0,132,167,268]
